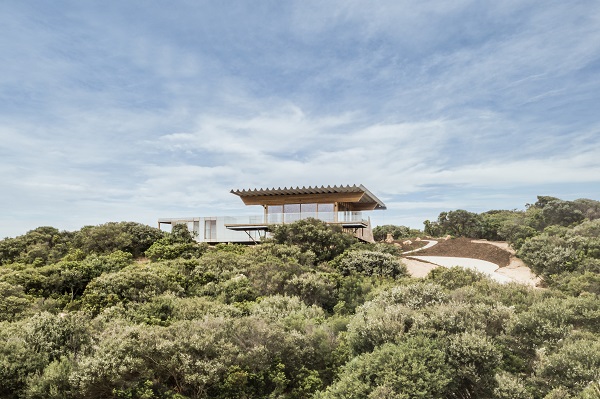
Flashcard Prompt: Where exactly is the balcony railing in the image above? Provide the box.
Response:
[223,211,366,226]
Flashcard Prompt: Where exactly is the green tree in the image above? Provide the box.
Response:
[425,210,483,238]
[335,250,407,278]
[534,337,600,395]
[0,322,48,398]
[81,265,184,313]
[0,282,32,322]
[541,200,585,228]
[315,337,451,399]
[73,222,164,257]
[0,227,73,266]
[270,218,356,263]
[372,225,421,241]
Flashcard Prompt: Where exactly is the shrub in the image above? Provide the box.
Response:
[534,337,600,395]
[285,272,337,311]
[0,282,31,322]
[372,225,421,241]
[426,266,486,290]
[81,265,184,313]
[335,250,407,278]
[315,338,451,398]
[270,218,356,263]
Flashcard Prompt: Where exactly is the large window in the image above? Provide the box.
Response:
[284,204,301,223]
[301,203,317,219]
[265,203,336,223]
[318,203,335,221]
[267,205,283,223]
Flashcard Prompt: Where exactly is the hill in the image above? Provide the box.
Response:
[0,202,599,398]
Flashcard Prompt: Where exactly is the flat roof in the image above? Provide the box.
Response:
[230,184,386,210]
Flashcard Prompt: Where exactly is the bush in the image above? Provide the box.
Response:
[426,266,486,290]
[372,225,421,241]
[270,218,356,263]
[81,265,184,313]
[285,272,337,311]
[444,331,502,398]
[335,250,407,278]
[315,337,451,398]
[145,241,208,261]
[534,337,600,395]
[372,282,448,310]
[0,282,31,322]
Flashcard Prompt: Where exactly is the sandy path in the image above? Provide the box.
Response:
[402,257,440,278]
[402,239,438,254]
[470,240,540,287]
[407,256,513,283]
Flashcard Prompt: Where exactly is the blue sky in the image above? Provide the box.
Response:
[1,1,600,238]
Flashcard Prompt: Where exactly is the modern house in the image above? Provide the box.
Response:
[158,184,386,244]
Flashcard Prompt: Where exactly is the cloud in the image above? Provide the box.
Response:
[1,1,600,237]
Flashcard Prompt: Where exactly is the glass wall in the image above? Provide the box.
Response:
[317,203,334,222]
[284,204,301,223]
[301,203,317,219]
[265,203,336,223]
[267,205,283,223]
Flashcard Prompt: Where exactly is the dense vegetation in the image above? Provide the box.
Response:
[1,207,599,398]
[425,196,600,293]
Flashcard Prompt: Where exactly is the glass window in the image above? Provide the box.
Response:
[284,204,300,213]
[318,203,334,212]
[318,203,334,222]
[284,204,301,223]
[267,205,283,223]
[301,203,317,220]
[301,203,317,212]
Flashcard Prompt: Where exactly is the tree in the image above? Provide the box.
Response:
[81,265,184,313]
[0,282,31,322]
[534,337,600,395]
[73,222,164,257]
[425,210,482,238]
[541,200,585,228]
[0,227,73,266]
[372,225,421,241]
[315,338,451,399]
[335,250,407,278]
[270,218,356,263]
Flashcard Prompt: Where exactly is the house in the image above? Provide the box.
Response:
[157,184,386,243]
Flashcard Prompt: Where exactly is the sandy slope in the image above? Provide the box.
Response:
[401,239,540,287]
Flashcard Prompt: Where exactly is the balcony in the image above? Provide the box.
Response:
[224,211,368,230]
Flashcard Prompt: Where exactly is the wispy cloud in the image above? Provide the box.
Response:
[1,1,599,237]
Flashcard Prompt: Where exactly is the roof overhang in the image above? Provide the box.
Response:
[230,184,386,210]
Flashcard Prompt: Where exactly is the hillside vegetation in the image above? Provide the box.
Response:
[424,196,600,293]
[0,201,599,399]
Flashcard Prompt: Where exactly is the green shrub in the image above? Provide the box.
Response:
[426,266,486,290]
[270,218,356,263]
[534,337,600,395]
[335,250,407,278]
[315,337,451,398]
